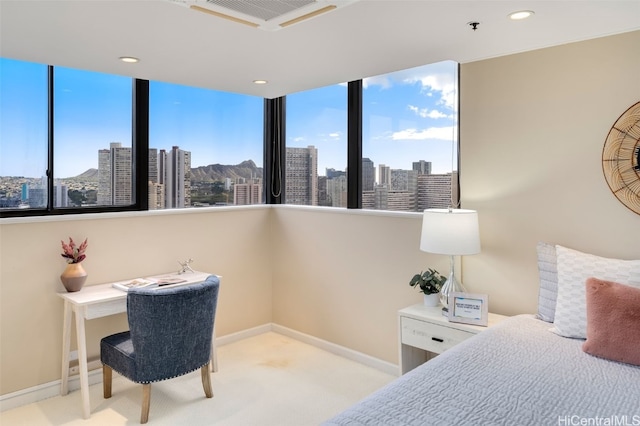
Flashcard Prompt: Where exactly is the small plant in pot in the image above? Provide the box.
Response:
[409,268,447,306]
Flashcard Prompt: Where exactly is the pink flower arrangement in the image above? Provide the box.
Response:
[61,237,88,264]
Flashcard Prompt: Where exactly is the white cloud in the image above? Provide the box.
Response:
[391,126,455,141]
[408,105,449,119]
[362,75,392,90]
[363,60,458,111]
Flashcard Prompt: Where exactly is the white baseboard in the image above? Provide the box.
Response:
[271,323,399,377]
[215,323,272,346]
[0,323,397,412]
[0,368,104,412]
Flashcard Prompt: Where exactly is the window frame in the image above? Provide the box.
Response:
[0,65,148,218]
[1,60,459,218]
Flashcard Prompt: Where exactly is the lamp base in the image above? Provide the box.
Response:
[439,257,467,316]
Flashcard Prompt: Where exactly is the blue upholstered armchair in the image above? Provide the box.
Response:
[100,275,220,423]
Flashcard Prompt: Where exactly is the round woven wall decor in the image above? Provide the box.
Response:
[602,101,640,215]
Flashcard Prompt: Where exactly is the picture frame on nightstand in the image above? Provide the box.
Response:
[448,292,489,326]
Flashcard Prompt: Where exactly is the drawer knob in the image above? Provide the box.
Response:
[431,337,444,343]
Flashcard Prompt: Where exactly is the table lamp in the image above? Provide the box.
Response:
[420,208,481,313]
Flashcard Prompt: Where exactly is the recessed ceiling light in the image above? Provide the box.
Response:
[119,56,140,63]
[509,10,534,20]
[253,80,268,85]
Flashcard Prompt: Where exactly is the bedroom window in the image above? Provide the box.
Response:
[149,81,264,209]
[54,67,133,208]
[0,59,138,215]
[362,60,459,211]
[285,84,347,207]
[0,58,48,210]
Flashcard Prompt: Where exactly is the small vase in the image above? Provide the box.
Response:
[423,292,440,307]
[60,263,88,292]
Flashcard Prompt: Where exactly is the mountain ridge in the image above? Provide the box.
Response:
[71,160,263,182]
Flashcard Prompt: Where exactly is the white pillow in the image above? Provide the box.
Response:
[552,245,640,339]
[536,242,558,322]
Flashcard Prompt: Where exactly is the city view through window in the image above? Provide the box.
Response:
[0,58,458,213]
[286,60,459,210]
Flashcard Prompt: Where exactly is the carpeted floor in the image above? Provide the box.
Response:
[1,332,396,425]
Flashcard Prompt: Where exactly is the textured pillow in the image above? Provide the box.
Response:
[536,242,558,322]
[582,278,640,366]
[552,245,640,339]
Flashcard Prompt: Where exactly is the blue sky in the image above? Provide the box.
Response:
[288,60,458,175]
[0,58,457,178]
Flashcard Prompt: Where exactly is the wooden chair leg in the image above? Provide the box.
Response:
[201,362,213,398]
[103,365,112,398]
[141,384,151,424]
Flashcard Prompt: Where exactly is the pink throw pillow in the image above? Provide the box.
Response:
[582,277,640,366]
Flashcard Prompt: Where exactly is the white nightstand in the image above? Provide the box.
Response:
[398,304,508,374]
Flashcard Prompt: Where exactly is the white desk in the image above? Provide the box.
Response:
[58,271,218,419]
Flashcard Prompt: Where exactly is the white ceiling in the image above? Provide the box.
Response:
[1,1,639,99]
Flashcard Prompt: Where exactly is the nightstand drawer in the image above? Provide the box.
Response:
[401,316,474,354]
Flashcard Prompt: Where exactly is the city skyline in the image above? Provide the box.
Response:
[0,141,454,211]
[1,58,458,180]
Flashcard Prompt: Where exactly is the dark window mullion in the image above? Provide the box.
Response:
[47,65,54,211]
[264,97,285,204]
[133,79,149,210]
[347,80,362,209]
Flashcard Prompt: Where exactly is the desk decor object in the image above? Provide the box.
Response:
[60,237,88,292]
[177,258,195,274]
[112,276,187,291]
[447,292,489,326]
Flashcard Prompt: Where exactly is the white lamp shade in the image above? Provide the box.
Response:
[420,209,481,255]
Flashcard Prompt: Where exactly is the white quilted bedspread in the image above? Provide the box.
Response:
[324,315,640,426]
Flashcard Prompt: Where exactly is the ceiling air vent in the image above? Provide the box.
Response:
[169,0,357,31]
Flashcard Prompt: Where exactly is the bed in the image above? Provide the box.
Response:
[324,244,640,425]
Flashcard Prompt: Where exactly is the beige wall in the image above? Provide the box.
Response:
[2,30,639,397]
[0,207,273,394]
[459,30,640,316]
[271,207,443,364]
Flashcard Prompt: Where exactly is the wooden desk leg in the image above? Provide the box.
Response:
[74,308,91,419]
[60,300,72,395]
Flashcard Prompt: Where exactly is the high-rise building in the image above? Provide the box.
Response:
[378,164,391,187]
[326,168,346,179]
[163,146,191,208]
[390,169,418,210]
[327,174,347,207]
[148,182,164,210]
[372,185,413,211]
[112,143,132,205]
[317,176,329,206]
[417,172,458,210]
[97,148,111,205]
[149,149,159,184]
[97,142,131,206]
[21,183,28,202]
[54,183,68,207]
[234,178,262,205]
[362,158,375,191]
[27,187,46,208]
[285,146,317,205]
[362,190,375,209]
[412,160,432,175]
